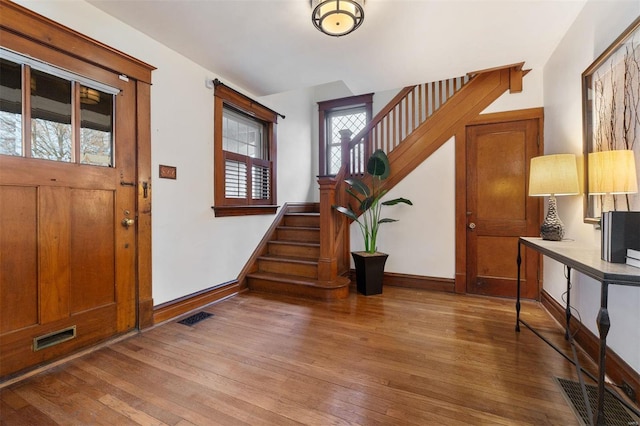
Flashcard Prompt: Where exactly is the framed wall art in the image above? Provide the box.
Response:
[582,16,640,224]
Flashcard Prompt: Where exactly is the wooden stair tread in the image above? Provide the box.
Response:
[268,240,320,248]
[258,254,318,264]
[247,272,349,289]
[277,225,319,231]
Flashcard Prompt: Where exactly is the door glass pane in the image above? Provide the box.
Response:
[0,59,23,156]
[80,85,113,167]
[31,69,72,162]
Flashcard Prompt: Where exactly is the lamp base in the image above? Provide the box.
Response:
[540,196,565,241]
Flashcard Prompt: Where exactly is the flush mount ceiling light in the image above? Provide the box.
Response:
[80,86,100,104]
[311,0,364,37]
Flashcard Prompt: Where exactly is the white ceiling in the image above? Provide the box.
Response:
[87,0,587,97]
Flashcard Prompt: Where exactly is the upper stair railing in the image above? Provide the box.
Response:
[320,63,527,284]
[345,76,470,176]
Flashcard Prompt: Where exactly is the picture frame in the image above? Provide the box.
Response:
[582,16,640,224]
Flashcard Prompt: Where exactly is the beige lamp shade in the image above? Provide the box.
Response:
[529,154,580,197]
[588,150,638,195]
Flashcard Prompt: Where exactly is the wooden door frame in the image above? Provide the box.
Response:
[0,1,156,329]
[454,107,544,294]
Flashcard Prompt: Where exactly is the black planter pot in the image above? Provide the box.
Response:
[351,251,388,296]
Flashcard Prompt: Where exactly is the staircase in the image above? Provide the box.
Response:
[246,203,350,300]
[243,63,528,301]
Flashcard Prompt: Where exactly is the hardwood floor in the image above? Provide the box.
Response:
[1,287,596,425]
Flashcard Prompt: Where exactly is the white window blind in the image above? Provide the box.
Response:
[225,159,247,199]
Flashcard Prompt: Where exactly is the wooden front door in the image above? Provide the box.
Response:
[465,119,540,299]
[0,64,137,378]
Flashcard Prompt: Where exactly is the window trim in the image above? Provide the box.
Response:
[212,81,279,217]
[317,93,373,176]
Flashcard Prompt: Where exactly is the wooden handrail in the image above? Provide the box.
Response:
[348,85,416,151]
[345,75,472,176]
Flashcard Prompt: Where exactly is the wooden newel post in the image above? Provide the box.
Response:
[317,175,339,282]
[339,129,352,174]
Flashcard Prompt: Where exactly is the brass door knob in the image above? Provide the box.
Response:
[121,218,135,228]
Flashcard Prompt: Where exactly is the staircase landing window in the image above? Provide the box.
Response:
[213,82,279,217]
[318,94,372,176]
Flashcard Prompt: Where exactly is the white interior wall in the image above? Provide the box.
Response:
[543,0,640,373]
[483,68,544,114]
[350,138,456,278]
[16,0,317,305]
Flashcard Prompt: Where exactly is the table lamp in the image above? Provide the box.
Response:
[529,154,580,241]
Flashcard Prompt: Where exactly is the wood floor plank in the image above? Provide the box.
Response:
[71,358,220,426]
[97,394,168,426]
[61,364,184,426]
[1,287,599,425]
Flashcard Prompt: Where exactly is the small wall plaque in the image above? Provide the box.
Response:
[159,165,177,179]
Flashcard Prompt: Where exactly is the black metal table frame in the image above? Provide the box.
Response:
[516,237,640,426]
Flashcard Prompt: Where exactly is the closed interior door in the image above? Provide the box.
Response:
[466,119,540,299]
[0,55,137,377]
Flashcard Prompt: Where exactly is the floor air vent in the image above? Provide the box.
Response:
[178,311,213,326]
[33,326,76,351]
[556,377,639,426]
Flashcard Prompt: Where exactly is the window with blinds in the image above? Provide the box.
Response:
[213,81,278,217]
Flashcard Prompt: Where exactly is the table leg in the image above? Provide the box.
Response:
[565,267,572,340]
[516,240,522,332]
[593,281,610,426]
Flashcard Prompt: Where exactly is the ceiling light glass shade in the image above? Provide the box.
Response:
[80,86,100,104]
[529,154,580,196]
[588,150,638,195]
[312,0,364,37]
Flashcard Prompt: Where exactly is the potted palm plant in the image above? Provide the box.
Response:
[333,149,412,295]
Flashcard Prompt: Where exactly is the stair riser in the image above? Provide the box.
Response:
[268,244,320,259]
[258,259,318,279]
[283,215,320,227]
[247,278,349,301]
[285,204,320,214]
[276,228,319,243]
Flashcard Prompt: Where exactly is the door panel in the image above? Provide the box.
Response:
[0,70,135,377]
[476,132,527,221]
[0,186,38,334]
[39,186,71,323]
[70,189,116,313]
[466,120,540,298]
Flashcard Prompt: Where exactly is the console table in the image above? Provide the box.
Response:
[516,237,640,426]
